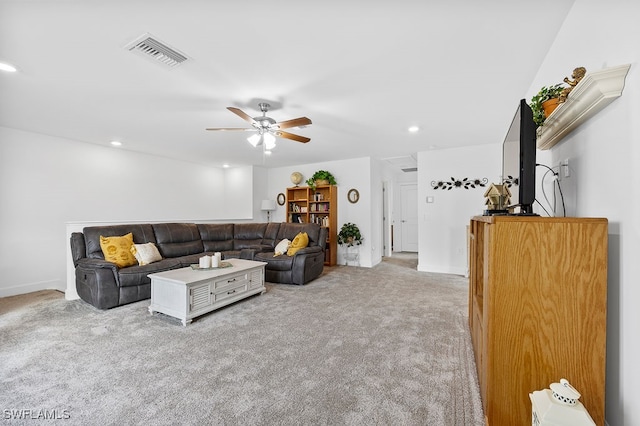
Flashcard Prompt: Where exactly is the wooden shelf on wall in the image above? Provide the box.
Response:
[537,63,631,150]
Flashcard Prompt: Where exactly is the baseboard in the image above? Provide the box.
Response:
[0,279,65,298]
[417,263,467,276]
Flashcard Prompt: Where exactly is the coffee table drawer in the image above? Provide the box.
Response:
[214,272,249,291]
[214,282,248,303]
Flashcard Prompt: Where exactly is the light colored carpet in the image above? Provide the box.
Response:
[0,254,483,425]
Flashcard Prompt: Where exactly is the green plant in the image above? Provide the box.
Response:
[305,170,337,189]
[529,83,565,127]
[338,222,363,247]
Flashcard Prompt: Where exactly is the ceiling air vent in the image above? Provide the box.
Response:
[402,167,418,173]
[125,33,189,68]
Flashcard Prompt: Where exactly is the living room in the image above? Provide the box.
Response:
[1,1,639,425]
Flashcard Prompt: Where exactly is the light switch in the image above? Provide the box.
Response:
[426,196,434,203]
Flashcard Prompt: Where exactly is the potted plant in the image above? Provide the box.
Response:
[529,84,565,127]
[306,170,337,190]
[338,222,363,247]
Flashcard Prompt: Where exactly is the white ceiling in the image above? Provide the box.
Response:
[0,0,575,171]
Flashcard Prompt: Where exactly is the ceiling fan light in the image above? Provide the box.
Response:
[247,133,261,147]
[264,133,276,150]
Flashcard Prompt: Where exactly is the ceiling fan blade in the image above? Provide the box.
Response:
[275,131,311,143]
[274,117,312,130]
[227,107,258,127]
[206,127,256,131]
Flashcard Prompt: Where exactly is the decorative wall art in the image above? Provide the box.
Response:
[347,188,360,203]
[431,177,488,190]
[502,176,519,188]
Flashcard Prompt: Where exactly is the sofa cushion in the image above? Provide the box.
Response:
[198,223,234,252]
[118,258,182,287]
[287,232,309,256]
[262,222,281,247]
[130,242,162,265]
[152,223,204,258]
[254,252,294,271]
[233,223,268,250]
[84,224,157,260]
[276,223,320,247]
[99,233,137,268]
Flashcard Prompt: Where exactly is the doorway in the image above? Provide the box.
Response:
[400,183,418,252]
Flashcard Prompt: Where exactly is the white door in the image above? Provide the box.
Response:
[401,184,418,252]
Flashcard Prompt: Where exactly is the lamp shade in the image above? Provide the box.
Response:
[261,200,276,211]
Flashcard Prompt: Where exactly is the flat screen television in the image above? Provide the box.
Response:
[502,99,537,215]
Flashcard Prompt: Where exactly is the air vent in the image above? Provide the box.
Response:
[125,33,189,68]
[402,167,418,173]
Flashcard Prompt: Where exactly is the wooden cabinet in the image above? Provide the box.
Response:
[286,185,337,266]
[468,216,607,426]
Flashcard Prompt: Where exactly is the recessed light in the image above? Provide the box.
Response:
[110,140,122,146]
[0,62,17,73]
[408,126,420,133]
[223,164,230,168]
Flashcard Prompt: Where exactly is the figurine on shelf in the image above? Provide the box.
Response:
[559,67,587,103]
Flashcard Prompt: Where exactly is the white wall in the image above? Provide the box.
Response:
[527,1,639,424]
[266,157,379,267]
[0,127,254,297]
[418,144,502,275]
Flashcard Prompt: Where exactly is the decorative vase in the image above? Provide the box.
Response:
[542,98,560,118]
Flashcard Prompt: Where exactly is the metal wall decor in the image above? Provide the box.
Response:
[502,176,519,187]
[431,177,488,190]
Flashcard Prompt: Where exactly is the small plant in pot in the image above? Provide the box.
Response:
[306,170,337,190]
[338,222,363,247]
[529,83,565,127]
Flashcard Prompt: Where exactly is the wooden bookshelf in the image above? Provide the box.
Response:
[286,185,337,266]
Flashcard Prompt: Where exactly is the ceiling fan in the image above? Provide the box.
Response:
[206,102,312,149]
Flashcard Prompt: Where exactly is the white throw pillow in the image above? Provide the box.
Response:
[130,242,162,265]
[273,239,291,257]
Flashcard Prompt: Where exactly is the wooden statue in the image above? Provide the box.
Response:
[559,67,587,103]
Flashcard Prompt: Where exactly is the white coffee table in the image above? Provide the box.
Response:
[148,258,266,326]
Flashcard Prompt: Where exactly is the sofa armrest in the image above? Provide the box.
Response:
[76,257,119,272]
[74,258,121,309]
[240,248,259,260]
[293,246,323,256]
[70,232,86,267]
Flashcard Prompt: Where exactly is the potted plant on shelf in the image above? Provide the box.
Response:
[306,170,337,190]
[529,83,565,127]
[338,222,363,247]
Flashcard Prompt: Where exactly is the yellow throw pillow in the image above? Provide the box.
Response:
[287,232,309,256]
[130,242,162,265]
[100,233,137,268]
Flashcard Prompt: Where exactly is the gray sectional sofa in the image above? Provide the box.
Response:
[70,222,328,309]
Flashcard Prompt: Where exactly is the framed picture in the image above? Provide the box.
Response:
[277,193,286,206]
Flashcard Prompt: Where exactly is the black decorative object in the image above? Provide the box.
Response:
[431,177,488,190]
[502,175,519,188]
